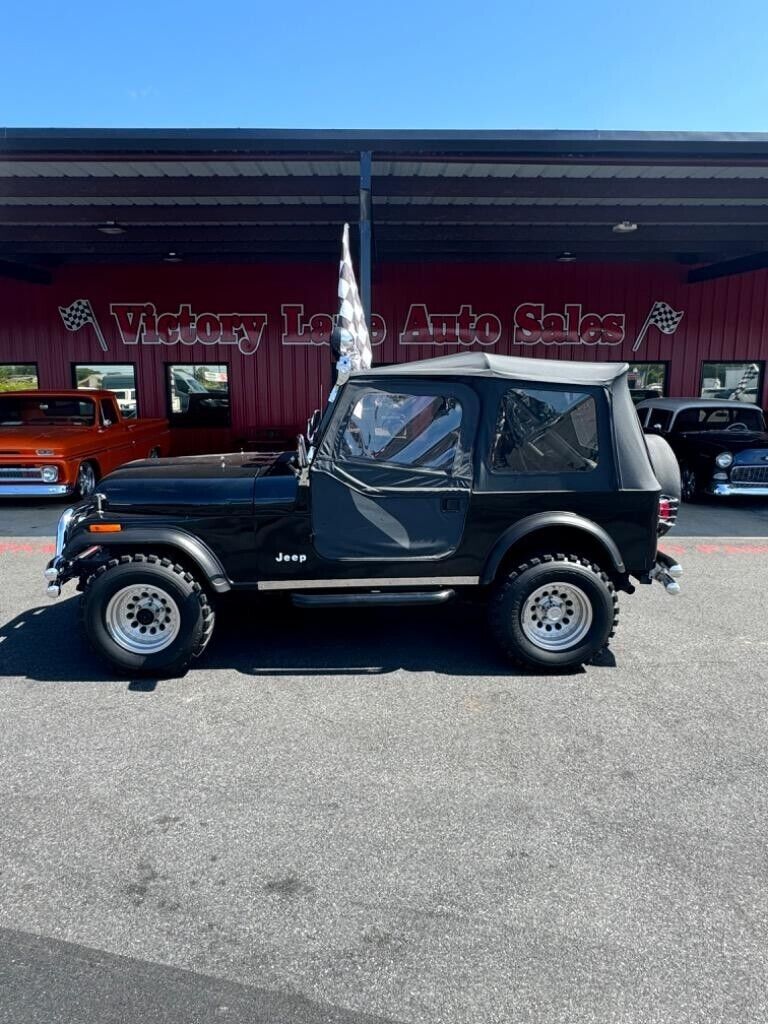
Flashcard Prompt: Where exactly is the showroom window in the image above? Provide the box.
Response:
[73,363,138,418]
[167,364,231,426]
[340,391,463,472]
[700,361,764,403]
[491,387,599,474]
[0,363,39,392]
[626,362,668,404]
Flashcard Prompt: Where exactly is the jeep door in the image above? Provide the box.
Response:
[310,380,478,565]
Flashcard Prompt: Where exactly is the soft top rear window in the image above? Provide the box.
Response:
[491,386,598,474]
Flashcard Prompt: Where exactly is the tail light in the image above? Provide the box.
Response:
[657,496,679,535]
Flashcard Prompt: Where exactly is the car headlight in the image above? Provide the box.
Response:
[715,452,733,469]
[41,466,59,482]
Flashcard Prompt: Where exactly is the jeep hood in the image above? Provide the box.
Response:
[95,450,295,513]
[107,451,287,482]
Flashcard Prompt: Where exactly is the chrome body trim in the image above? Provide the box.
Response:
[258,575,480,592]
[0,483,70,496]
[709,483,768,497]
[56,506,76,558]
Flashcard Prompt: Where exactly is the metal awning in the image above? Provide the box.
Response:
[3,128,768,280]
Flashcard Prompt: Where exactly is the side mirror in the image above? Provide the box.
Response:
[651,423,663,432]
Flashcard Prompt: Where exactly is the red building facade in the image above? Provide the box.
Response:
[1,259,765,449]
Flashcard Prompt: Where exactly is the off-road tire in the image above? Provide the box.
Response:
[80,554,215,677]
[490,554,618,672]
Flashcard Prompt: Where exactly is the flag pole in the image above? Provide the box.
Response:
[632,307,655,353]
[91,318,109,353]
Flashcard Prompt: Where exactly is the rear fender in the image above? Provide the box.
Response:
[481,512,626,585]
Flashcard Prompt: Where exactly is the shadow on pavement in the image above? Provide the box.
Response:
[0,594,565,685]
[0,927,401,1024]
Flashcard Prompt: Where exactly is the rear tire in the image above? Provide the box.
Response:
[80,554,215,677]
[490,554,618,671]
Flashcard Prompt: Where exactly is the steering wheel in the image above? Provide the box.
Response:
[725,421,749,432]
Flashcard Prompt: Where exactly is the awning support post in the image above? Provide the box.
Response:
[359,150,372,323]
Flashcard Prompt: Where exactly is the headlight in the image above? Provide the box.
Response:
[40,466,59,482]
[715,452,733,469]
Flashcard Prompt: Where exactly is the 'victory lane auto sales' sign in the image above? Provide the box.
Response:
[58,298,684,354]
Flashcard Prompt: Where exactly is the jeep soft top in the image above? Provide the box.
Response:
[46,352,682,677]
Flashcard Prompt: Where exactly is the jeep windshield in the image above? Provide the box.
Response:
[674,406,765,432]
[0,396,97,427]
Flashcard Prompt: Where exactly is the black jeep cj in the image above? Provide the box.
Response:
[45,353,682,676]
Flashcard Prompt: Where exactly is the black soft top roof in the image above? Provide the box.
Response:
[354,352,628,388]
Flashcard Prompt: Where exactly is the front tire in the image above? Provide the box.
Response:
[80,554,215,677]
[490,554,618,671]
[74,460,98,499]
[680,464,699,503]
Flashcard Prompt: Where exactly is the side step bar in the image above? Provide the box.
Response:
[292,588,455,609]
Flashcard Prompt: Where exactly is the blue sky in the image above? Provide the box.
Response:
[2,0,767,131]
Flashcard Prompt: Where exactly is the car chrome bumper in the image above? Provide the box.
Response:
[709,483,768,497]
[44,506,78,598]
[0,483,71,497]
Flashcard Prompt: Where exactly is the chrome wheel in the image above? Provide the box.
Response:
[105,585,180,654]
[521,582,593,652]
[76,462,96,497]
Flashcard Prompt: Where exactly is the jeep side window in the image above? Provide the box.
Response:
[339,391,463,471]
[491,387,598,473]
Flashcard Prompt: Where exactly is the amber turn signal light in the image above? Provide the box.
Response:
[88,523,122,533]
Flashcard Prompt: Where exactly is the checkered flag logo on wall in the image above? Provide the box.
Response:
[330,223,372,382]
[58,298,109,352]
[632,300,685,352]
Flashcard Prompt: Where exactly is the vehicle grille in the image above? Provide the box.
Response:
[731,465,768,484]
[0,468,44,482]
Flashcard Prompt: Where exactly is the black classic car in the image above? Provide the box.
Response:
[636,398,768,501]
[45,353,682,677]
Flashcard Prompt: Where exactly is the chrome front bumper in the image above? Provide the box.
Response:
[0,483,71,497]
[709,483,768,497]
[44,506,77,598]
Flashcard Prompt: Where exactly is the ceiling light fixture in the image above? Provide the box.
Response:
[163,251,183,263]
[97,220,126,235]
[557,251,576,262]
[612,220,638,234]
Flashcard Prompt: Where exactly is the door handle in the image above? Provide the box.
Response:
[440,496,461,512]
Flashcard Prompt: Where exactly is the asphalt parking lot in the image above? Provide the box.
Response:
[1,501,768,1023]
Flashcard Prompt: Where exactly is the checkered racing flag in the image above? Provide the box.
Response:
[731,362,759,399]
[58,298,108,351]
[330,223,372,382]
[633,300,685,352]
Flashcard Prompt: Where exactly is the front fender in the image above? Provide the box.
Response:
[63,525,231,593]
[480,512,626,585]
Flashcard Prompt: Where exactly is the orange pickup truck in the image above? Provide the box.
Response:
[0,390,170,499]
